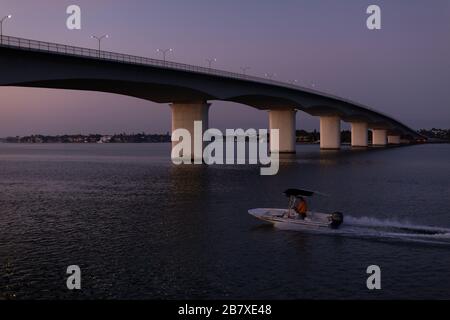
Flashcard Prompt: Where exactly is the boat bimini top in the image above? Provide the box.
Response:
[283,189,315,198]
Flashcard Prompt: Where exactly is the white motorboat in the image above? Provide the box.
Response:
[248,189,344,229]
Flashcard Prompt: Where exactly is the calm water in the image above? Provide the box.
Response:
[0,143,449,299]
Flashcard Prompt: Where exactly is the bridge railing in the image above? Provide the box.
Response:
[0,34,305,91]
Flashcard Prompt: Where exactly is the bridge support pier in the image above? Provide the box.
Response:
[320,116,341,150]
[269,108,297,153]
[388,135,401,145]
[372,129,387,147]
[350,122,369,148]
[171,102,210,161]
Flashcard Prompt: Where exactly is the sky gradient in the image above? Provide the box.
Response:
[0,0,449,136]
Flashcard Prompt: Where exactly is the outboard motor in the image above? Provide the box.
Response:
[330,212,344,229]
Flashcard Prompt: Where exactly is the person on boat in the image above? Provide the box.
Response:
[295,197,308,219]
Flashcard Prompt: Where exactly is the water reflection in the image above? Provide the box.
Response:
[2,143,450,299]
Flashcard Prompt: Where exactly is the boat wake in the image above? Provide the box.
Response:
[275,215,450,246]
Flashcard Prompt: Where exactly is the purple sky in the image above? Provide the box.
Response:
[0,0,449,136]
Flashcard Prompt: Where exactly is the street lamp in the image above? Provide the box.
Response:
[0,14,12,44]
[91,34,109,57]
[240,67,250,75]
[157,48,173,64]
[206,58,217,69]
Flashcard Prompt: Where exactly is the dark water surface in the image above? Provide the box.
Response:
[0,143,449,299]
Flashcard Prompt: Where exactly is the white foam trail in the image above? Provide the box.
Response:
[345,216,450,233]
[274,216,450,246]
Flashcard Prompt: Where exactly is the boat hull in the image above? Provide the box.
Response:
[248,208,341,229]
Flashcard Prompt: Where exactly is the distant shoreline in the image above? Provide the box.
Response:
[0,128,449,144]
[1,141,448,145]
[0,133,171,144]
[0,141,172,144]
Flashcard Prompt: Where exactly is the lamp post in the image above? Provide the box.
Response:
[206,58,217,69]
[240,67,250,75]
[91,34,109,57]
[0,14,12,44]
[157,48,173,65]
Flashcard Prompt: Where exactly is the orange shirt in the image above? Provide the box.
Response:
[296,200,308,214]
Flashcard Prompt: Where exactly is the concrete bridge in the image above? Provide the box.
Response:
[0,35,422,154]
